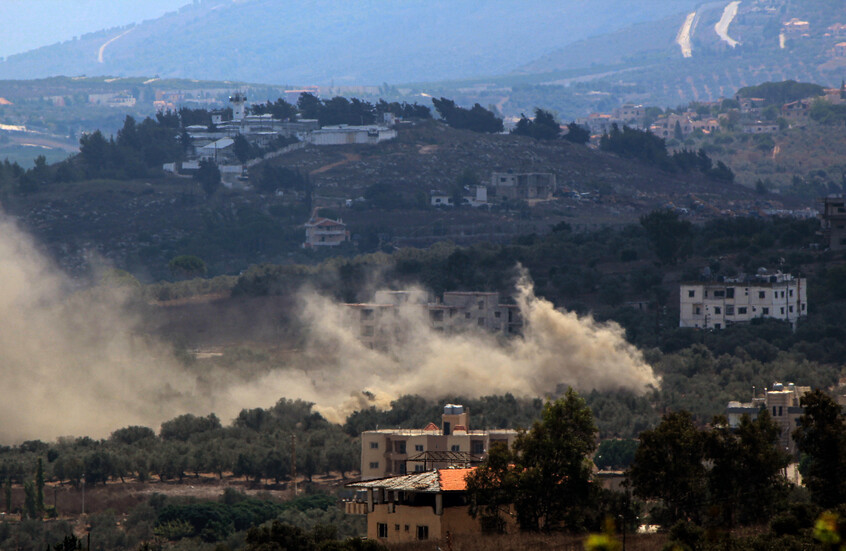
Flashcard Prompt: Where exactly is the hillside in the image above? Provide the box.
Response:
[425,0,846,117]
[2,121,791,281]
[0,0,698,84]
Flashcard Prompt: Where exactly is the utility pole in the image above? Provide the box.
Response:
[81,473,85,516]
[291,434,297,496]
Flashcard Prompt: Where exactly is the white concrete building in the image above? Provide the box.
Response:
[306,125,397,146]
[680,271,807,329]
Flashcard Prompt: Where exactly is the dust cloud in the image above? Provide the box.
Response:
[0,215,658,442]
[273,272,660,422]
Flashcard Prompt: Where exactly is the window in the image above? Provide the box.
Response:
[714,307,721,315]
[738,307,747,314]
[415,444,424,452]
[725,306,734,316]
[394,525,400,532]
[714,323,721,329]
[377,523,388,538]
[773,406,777,417]
[726,288,735,299]
[789,305,794,313]
[395,442,406,454]
[695,306,701,315]
[780,307,785,314]
[405,525,410,532]
[759,291,766,299]
[779,406,783,416]
[417,526,429,540]
[688,290,695,297]
[495,311,501,318]
[451,444,461,452]
[714,290,725,298]
[370,442,379,449]
[478,300,484,310]
[762,307,769,315]
[781,291,785,298]
[369,462,379,469]
[789,289,794,297]
[802,303,806,311]
[465,312,471,319]
[414,464,425,472]
[471,440,484,454]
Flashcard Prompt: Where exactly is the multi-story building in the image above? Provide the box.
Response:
[347,467,491,543]
[679,271,807,329]
[360,404,518,480]
[821,195,846,251]
[726,382,810,456]
[344,291,522,349]
[303,216,350,248]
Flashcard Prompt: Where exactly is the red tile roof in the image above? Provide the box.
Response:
[439,468,475,491]
[423,422,439,431]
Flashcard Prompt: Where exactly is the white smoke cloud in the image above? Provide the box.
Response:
[0,215,658,442]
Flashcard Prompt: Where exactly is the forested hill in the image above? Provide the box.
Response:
[0,0,698,84]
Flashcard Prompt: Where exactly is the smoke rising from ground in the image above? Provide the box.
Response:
[0,216,658,442]
[284,273,659,422]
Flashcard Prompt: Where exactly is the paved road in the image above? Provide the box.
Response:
[715,1,742,48]
[676,11,697,58]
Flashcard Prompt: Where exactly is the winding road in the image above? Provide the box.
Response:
[677,11,697,58]
[97,27,134,63]
[715,1,742,48]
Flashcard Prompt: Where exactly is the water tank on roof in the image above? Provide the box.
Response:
[773,383,784,391]
[443,404,464,415]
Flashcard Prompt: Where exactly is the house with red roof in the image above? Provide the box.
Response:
[347,467,488,543]
[303,216,350,248]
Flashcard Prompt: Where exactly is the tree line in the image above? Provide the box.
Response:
[467,387,846,550]
[600,124,734,182]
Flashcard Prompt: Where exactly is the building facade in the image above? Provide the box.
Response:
[489,172,556,202]
[679,272,807,329]
[726,382,810,456]
[347,467,490,543]
[360,404,518,480]
[306,125,397,145]
[343,291,522,348]
[821,195,846,251]
[303,217,350,248]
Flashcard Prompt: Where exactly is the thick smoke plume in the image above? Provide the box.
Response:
[0,216,658,442]
[288,273,659,422]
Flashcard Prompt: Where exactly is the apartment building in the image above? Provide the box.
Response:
[821,195,846,251]
[679,271,807,329]
[360,404,518,480]
[726,382,810,456]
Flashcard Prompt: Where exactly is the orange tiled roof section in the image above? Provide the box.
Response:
[423,422,439,431]
[438,467,476,491]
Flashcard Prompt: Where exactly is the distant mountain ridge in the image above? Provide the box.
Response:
[0,0,699,84]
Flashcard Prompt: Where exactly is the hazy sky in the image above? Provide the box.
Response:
[0,0,189,58]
